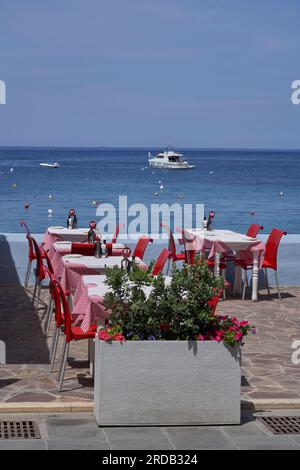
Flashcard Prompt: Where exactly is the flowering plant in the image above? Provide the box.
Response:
[98,325,125,343]
[102,256,255,347]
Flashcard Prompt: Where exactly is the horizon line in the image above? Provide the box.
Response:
[0,145,300,152]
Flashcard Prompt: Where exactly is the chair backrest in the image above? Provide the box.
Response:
[180,229,197,265]
[71,243,95,256]
[246,224,264,238]
[152,249,172,276]
[20,220,31,236]
[133,236,153,260]
[160,223,177,262]
[30,236,54,278]
[52,278,73,341]
[264,228,287,270]
[21,220,35,261]
[112,223,125,244]
[29,236,44,279]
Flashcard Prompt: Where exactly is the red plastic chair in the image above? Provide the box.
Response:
[20,220,47,288]
[235,228,287,300]
[246,224,264,238]
[30,237,54,311]
[71,243,95,256]
[152,249,172,276]
[133,236,153,260]
[50,279,97,391]
[111,223,125,244]
[160,223,185,263]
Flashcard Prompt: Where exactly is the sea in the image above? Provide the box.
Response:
[0,147,299,235]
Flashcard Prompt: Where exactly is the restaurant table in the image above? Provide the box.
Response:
[185,229,265,301]
[48,240,126,276]
[42,227,90,251]
[72,274,172,332]
[60,255,148,294]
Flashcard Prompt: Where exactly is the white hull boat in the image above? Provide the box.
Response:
[148,149,195,170]
[39,162,60,168]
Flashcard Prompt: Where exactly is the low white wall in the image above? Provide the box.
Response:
[0,233,299,286]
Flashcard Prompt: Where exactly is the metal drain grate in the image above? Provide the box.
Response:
[0,421,41,440]
[258,416,300,435]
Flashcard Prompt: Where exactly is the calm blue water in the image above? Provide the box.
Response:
[0,147,299,234]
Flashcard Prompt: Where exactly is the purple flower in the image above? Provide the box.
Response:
[250,327,256,335]
[147,335,156,341]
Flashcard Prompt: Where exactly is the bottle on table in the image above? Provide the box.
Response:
[88,220,97,244]
[67,208,77,229]
[103,239,108,257]
[121,246,131,272]
[207,211,215,231]
[94,240,103,258]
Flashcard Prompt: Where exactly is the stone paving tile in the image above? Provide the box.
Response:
[163,426,237,450]
[103,427,174,450]
[229,435,299,450]
[0,440,48,450]
[0,285,300,403]
[46,440,110,450]
[46,416,107,442]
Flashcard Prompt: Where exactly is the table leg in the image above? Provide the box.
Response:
[214,252,221,277]
[252,251,259,301]
[233,265,242,295]
[88,338,95,377]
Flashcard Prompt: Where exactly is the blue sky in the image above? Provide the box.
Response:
[0,0,300,148]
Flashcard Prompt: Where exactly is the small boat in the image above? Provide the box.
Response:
[148,148,195,170]
[39,162,60,168]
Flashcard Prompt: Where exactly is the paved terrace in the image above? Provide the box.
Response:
[0,284,300,406]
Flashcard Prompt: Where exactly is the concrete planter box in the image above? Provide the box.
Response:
[94,339,241,426]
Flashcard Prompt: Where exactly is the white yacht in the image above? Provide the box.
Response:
[39,162,60,168]
[148,149,195,170]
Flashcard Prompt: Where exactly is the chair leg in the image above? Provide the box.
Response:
[35,281,42,312]
[242,270,247,300]
[58,342,70,391]
[45,298,54,336]
[265,268,270,295]
[274,270,281,300]
[49,327,60,371]
[221,269,226,299]
[24,260,32,289]
[31,278,38,305]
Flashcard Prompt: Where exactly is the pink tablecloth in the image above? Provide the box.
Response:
[48,242,128,279]
[72,279,110,332]
[61,260,99,293]
[61,255,147,294]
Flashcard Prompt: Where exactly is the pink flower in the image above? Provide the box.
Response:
[239,321,248,327]
[98,330,110,341]
[197,334,206,341]
[98,328,125,342]
[228,325,238,331]
[213,330,224,342]
[235,331,243,341]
